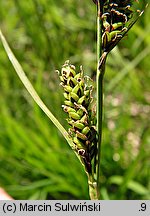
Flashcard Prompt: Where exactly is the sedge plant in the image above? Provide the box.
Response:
[0,0,147,200]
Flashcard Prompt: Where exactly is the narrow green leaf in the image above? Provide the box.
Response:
[0,29,74,150]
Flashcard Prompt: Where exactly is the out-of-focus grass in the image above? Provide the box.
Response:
[0,0,149,199]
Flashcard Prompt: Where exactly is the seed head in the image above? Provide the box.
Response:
[59,61,97,173]
[98,0,143,52]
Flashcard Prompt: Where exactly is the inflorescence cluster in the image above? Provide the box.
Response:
[59,0,144,175]
[59,61,97,173]
[93,0,142,53]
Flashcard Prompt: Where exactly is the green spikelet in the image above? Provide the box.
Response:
[59,61,97,173]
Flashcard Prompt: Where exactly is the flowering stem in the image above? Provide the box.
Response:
[96,0,105,199]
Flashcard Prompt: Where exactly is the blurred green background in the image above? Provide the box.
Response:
[0,0,149,200]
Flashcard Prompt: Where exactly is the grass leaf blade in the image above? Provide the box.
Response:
[0,29,74,150]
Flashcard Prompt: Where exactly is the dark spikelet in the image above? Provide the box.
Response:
[100,0,142,52]
[59,61,97,173]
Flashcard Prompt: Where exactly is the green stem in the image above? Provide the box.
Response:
[96,0,105,199]
[96,64,105,199]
